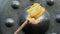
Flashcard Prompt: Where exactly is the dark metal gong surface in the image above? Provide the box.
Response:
[19,9,50,34]
[0,0,60,34]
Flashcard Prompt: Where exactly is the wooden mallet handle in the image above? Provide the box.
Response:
[14,20,28,34]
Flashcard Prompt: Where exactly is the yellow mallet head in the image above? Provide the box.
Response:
[26,3,45,24]
[27,3,45,19]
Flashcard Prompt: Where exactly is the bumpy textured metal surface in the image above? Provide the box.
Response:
[0,0,60,34]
